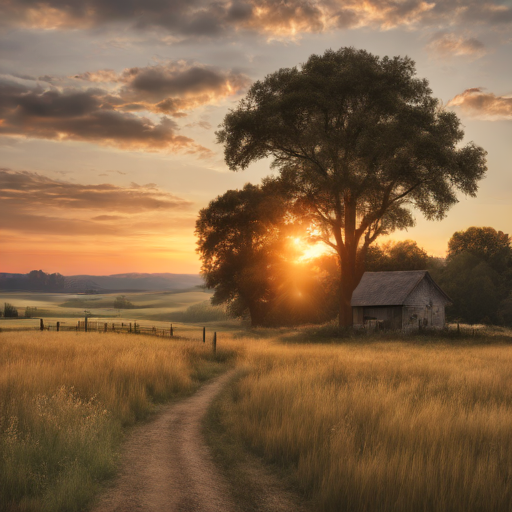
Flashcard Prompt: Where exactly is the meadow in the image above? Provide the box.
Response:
[210,331,512,512]
[0,289,217,321]
[0,330,237,512]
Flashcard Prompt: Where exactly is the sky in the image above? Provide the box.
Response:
[0,0,511,276]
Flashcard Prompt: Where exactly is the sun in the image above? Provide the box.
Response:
[292,237,332,261]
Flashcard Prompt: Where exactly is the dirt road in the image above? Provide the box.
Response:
[91,370,308,512]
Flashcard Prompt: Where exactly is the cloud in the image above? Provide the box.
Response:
[0,77,212,154]
[1,0,511,38]
[73,61,251,116]
[0,61,249,151]
[447,88,512,120]
[0,169,197,239]
[0,169,193,212]
[426,32,487,58]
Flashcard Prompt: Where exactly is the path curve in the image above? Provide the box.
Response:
[92,371,238,512]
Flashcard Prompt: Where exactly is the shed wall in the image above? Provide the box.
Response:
[352,306,402,329]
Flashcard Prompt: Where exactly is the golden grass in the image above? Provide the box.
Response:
[0,330,237,512]
[216,338,512,512]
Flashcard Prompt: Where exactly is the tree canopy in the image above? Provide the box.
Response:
[365,240,429,272]
[448,226,512,272]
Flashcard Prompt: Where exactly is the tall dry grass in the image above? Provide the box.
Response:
[0,330,236,512]
[217,339,512,512]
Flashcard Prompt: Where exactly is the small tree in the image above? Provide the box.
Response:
[4,303,19,318]
[217,47,487,327]
[25,306,38,318]
[113,296,134,309]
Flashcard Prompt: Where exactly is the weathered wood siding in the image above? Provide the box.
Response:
[353,307,364,326]
[402,277,449,329]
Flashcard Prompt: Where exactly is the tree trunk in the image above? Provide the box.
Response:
[339,257,354,328]
[248,302,266,327]
[338,246,365,329]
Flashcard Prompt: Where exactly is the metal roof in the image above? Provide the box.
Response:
[351,270,450,306]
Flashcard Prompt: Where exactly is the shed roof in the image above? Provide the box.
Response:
[351,270,450,306]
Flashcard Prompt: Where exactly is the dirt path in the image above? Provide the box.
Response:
[91,370,309,512]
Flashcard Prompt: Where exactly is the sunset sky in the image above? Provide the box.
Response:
[1,0,511,275]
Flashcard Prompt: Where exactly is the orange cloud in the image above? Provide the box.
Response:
[447,88,512,120]
[73,61,251,116]
[426,32,487,58]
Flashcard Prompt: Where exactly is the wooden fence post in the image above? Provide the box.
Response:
[170,324,173,337]
[457,322,460,334]
[56,322,60,332]
[213,332,217,355]
[203,327,206,343]
[104,323,107,332]
[40,318,44,331]
[129,323,132,333]
[85,317,88,333]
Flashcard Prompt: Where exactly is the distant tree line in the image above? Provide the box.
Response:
[0,270,66,292]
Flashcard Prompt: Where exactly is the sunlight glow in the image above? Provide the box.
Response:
[292,237,332,261]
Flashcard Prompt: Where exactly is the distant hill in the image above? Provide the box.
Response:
[0,271,203,293]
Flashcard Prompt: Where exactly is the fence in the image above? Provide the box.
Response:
[1,318,217,348]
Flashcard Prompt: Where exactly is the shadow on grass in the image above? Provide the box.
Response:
[233,320,512,346]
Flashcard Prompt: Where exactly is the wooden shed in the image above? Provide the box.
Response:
[351,270,451,330]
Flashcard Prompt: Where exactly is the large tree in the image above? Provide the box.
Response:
[217,47,487,327]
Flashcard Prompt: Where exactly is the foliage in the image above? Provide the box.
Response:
[3,302,19,318]
[438,252,501,324]
[113,295,135,309]
[448,226,512,273]
[365,240,429,272]
[217,47,487,327]
[196,181,293,326]
[24,306,38,318]
[435,227,512,325]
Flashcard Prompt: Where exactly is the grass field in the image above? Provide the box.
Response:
[0,289,217,322]
[0,330,238,512]
[3,321,512,512]
[210,331,512,512]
